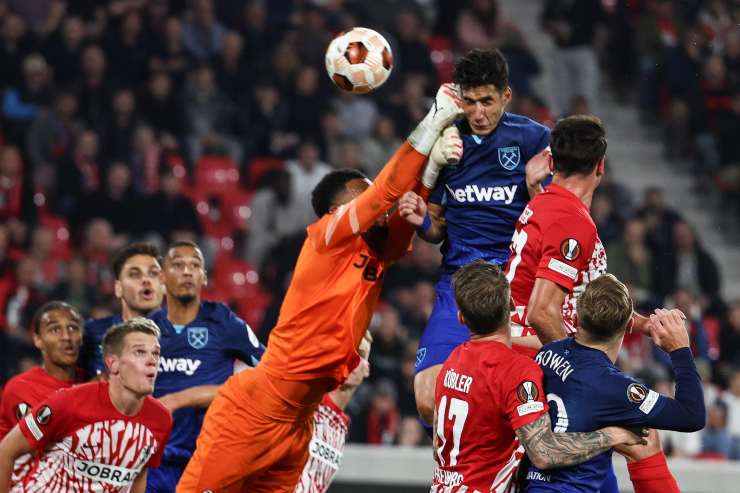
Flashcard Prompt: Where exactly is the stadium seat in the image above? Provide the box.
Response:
[195,155,241,197]
[38,214,71,260]
[427,36,455,86]
[245,158,283,190]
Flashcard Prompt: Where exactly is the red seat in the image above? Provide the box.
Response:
[246,158,283,190]
[195,155,240,196]
[427,36,455,85]
[38,213,71,260]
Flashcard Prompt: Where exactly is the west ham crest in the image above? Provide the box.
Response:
[498,146,520,170]
[187,326,209,350]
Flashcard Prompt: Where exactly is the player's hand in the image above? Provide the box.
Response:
[398,191,427,227]
[430,126,463,167]
[408,84,463,155]
[603,425,648,447]
[525,147,552,190]
[614,429,663,462]
[340,357,370,390]
[649,308,690,353]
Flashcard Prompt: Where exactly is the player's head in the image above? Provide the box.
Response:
[452,260,510,336]
[103,318,161,396]
[551,115,607,182]
[163,240,207,305]
[112,242,164,319]
[453,48,511,136]
[31,301,83,369]
[311,168,390,251]
[576,274,634,344]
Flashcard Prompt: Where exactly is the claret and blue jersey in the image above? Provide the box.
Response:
[416,112,550,374]
[429,112,550,274]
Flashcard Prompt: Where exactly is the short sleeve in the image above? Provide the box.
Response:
[535,218,596,291]
[223,309,265,366]
[146,412,172,469]
[17,391,71,453]
[503,359,549,430]
[533,127,550,155]
[594,374,668,427]
[0,382,24,438]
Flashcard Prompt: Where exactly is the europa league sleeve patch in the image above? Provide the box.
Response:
[15,402,30,421]
[35,406,52,425]
[559,238,582,261]
[516,381,544,417]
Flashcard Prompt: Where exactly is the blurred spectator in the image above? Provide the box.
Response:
[607,218,653,305]
[286,66,325,142]
[387,74,428,137]
[455,0,509,52]
[0,225,10,278]
[80,218,119,296]
[77,44,112,130]
[702,401,734,458]
[0,146,23,221]
[43,15,85,86]
[243,168,303,269]
[334,90,378,140]
[369,307,407,385]
[48,257,98,317]
[182,0,226,62]
[500,29,542,98]
[0,256,43,339]
[142,167,201,244]
[139,71,184,141]
[57,130,102,216]
[104,11,149,88]
[590,193,622,244]
[2,53,52,143]
[721,369,740,459]
[182,64,240,163]
[74,162,142,238]
[7,0,64,37]
[636,186,682,262]
[100,88,140,163]
[129,124,161,195]
[541,0,604,115]
[671,289,711,361]
[27,225,63,289]
[150,16,193,88]
[720,301,740,369]
[334,140,367,174]
[0,13,33,87]
[244,80,294,159]
[365,379,400,445]
[397,416,425,447]
[654,220,721,307]
[285,140,331,226]
[212,31,251,105]
[26,89,81,170]
[392,9,436,86]
[361,115,403,177]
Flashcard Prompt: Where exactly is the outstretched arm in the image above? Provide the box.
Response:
[516,413,645,470]
[158,385,221,412]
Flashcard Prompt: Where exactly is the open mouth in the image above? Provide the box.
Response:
[140,288,154,300]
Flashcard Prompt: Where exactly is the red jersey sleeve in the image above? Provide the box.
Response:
[17,389,71,453]
[535,218,596,291]
[503,358,548,431]
[0,382,23,438]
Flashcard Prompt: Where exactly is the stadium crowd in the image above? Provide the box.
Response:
[0,0,739,461]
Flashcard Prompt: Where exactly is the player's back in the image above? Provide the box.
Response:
[526,338,621,492]
[432,340,543,492]
[80,314,123,378]
[506,184,605,336]
[432,112,550,273]
[260,223,389,389]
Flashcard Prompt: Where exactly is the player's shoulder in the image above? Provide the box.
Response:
[200,301,243,325]
[501,112,550,134]
[532,187,596,228]
[2,368,42,397]
[141,396,173,432]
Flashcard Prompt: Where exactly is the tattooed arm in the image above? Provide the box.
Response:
[516,413,645,470]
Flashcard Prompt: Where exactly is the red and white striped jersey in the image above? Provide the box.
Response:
[505,184,607,338]
[294,395,349,493]
[432,341,548,493]
[15,381,172,493]
[0,367,79,489]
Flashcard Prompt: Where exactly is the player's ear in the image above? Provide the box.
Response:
[572,313,579,330]
[32,331,43,352]
[502,86,512,106]
[596,158,606,177]
[626,316,635,334]
[114,280,122,299]
[105,354,118,375]
[457,311,466,327]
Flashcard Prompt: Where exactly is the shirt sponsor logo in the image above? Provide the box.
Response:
[498,146,521,170]
[433,468,464,487]
[445,184,518,204]
[547,258,578,280]
[527,470,551,482]
[75,459,141,487]
[158,357,202,376]
[559,238,581,261]
[187,326,208,349]
[308,437,343,470]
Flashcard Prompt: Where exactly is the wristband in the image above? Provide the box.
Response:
[418,213,432,234]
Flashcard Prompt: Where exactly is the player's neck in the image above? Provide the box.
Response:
[42,361,77,382]
[574,334,620,363]
[551,175,596,209]
[167,296,200,325]
[108,379,145,416]
[122,304,151,321]
[470,330,511,347]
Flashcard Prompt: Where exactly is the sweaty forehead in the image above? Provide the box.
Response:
[41,308,81,327]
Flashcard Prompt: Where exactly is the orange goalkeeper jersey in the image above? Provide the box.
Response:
[259,142,428,388]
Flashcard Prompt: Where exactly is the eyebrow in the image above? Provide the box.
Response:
[463,95,495,103]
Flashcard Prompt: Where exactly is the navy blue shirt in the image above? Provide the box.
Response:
[149,301,264,463]
[526,338,704,493]
[430,112,550,273]
[80,314,123,378]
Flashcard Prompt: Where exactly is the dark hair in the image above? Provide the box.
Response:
[311,168,367,217]
[577,274,633,342]
[551,115,607,177]
[31,301,82,334]
[112,242,162,279]
[452,260,510,336]
[165,239,203,263]
[102,317,160,357]
[453,48,509,91]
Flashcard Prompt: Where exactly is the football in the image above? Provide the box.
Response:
[325,27,393,94]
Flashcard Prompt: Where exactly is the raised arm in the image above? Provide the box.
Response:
[158,385,221,412]
[527,277,569,344]
[515,413,644,470]
[0,426,33,491]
